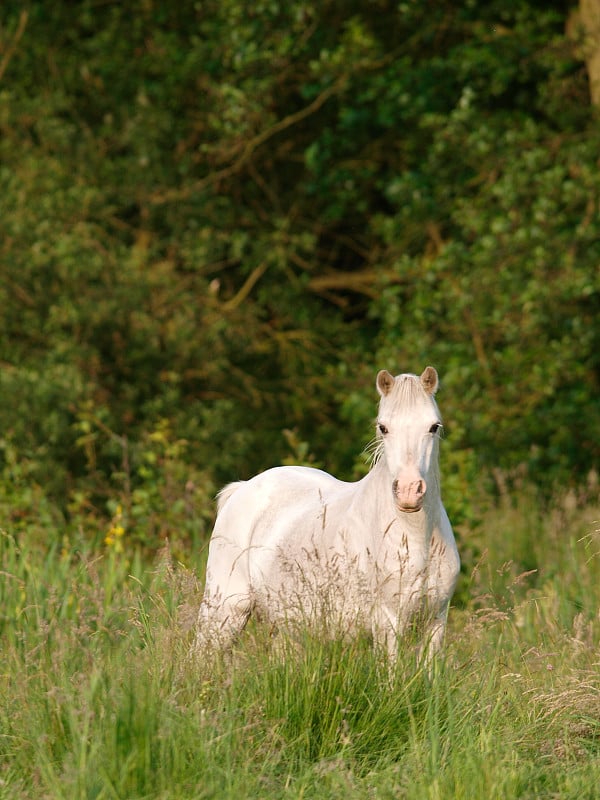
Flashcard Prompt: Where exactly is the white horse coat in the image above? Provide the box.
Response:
[196,367,460,660]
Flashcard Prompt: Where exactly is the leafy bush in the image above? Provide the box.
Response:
[0,1,598,547]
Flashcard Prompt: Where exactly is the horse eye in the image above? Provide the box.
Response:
[378,423,388,436]
[429,423,442,435]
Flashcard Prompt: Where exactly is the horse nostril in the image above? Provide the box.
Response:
[392,479,398,494]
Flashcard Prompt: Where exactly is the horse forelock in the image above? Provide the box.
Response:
[381,373,436,413]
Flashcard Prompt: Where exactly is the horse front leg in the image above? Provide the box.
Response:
[421,524,460,667]
[419,601,450,670]
[370,604,408,664]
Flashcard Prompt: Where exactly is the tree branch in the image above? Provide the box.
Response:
[222,263,269,311]
[149,75,348,206]
[308,269,380,299]
[0,10,28,83]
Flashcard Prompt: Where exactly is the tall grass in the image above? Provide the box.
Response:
[1,488,599,799]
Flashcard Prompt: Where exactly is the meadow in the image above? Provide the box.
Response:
[3,5,600,797]
[1,487,599,800]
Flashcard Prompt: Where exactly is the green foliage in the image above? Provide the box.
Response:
[0,0,598,546]
[71,413,216,555]
[372,107,600,485]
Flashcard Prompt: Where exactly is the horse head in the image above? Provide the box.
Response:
[375,366,442,513]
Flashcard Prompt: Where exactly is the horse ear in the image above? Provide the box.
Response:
[376,370,395,397]
[420,366,439,396]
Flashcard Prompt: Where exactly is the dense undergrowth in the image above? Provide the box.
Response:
[1,487,599,799]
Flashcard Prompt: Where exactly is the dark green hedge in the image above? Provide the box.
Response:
[1,1,598,543]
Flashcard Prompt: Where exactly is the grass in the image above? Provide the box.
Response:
[1,489,599,799]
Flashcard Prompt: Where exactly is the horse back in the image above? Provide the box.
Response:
[213,466,348,545]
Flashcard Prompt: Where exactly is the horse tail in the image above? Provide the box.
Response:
[216,481,245,514]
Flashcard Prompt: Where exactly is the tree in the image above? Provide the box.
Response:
[0,1,597,545]
[571,0,600,105]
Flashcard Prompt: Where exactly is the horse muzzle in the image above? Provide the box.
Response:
[392,476,427,513]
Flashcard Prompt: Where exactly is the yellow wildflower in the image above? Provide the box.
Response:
[105,504,126,553]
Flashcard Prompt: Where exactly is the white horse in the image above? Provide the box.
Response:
[196,367,460,662]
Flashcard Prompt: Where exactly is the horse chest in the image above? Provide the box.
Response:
[369,529,430,605]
